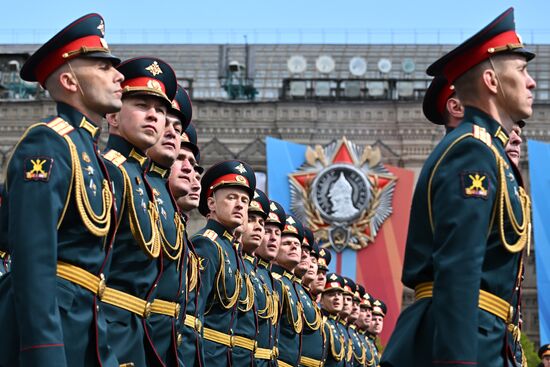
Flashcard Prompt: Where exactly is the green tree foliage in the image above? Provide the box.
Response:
[521,332,541,367]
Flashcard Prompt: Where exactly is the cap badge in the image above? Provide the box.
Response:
[145,61,163,76]
[329,274,338,281]
[287,216,296,225]
[235,175,247,184]
[235,163,247,173]
[270,202,278,211]
[181,133,190,142]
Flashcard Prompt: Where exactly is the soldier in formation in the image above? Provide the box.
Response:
[0,7,533,367]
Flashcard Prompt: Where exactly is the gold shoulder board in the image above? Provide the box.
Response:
[46,118,74,136]
[103,149,127,167]
[203,229,218,241]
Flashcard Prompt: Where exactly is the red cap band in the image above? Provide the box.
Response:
[207,173,250,198]
[444,30,522,84]
[122,76,167,96]
[35,34,108,85]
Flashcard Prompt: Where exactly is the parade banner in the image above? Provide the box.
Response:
[266,136,414,344]
[527,140,550,344]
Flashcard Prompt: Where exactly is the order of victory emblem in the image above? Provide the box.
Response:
[289,137,397,252]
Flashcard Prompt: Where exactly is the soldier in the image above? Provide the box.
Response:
[271,215,305,367]
[381,8,535,367]
[300,228,319,290]
[168,122,204,367]
[355,285,376,367]
[0,13,123,367]
[294,226,314,279]
[310,248,332,299]
[254,199,286,366]
[233,189,271,366]
[539,344,550,367]
[506,121,523,167]
[145,85,193,366]
[347,284,367,367]
[368,299,386,366]
[321,273,347,367]
[192,160,256,366]
[295,233,326,367]
[101,56,177,366]
[339,277,356,366]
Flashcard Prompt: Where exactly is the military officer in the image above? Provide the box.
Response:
[321,273,347,367]
[338,277,356,366]
[310,247,332,300]
[381,7,535,367]
[254,199,286,366]
[0,13,123,367]
[355,285,376,367]
[346,284,367,367]
[145,84,193,366]
[101,56,177,366]
[368,299,386,366]
[295,231,326,367]
[233,189,271,366]
[192,160,256,366]
[294,226,314,279]
[271,215,305,367]
[300,227,319,290]
[168,122,204,367]
[539,344,550,367]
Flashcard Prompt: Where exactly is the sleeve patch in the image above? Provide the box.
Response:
[461,171,489,199]
[24,156,54,182]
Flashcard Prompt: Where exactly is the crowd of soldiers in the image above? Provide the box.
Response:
[0,12,387,367]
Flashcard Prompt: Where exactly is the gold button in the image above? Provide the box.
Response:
[144,302,152,318]
[177,333,183,347]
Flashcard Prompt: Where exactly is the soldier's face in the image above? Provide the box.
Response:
[349,299,360,321]
[494,55,536,121]
[169,147,197,204]
[363,307,373,325]
[302,256,318,286]
[177,169,201,212]
[108,95,167,152]
[70,58,124,117]
[356,306,369,329]
[276,235,302,271]
[505,124,522,166]
[207,187,250,231]
[242,213,265,254]
[368,315,384,335]
[147,113,182,167]
[543,355,550,367]
[310,269,327,296]
[340,294,353,318]
[321,289,343,314]
[256,224,281,261]
[294,247,311,278]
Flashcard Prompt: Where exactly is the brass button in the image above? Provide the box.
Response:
[144,302,152,318]
[97,273,106,299]
[175,303,181,318]
[177,333,183,347]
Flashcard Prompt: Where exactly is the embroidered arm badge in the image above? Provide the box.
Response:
[24,156,54,182]
[461,171,489,199]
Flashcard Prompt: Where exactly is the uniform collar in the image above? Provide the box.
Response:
[321,309,339,319]
[271,264,294,280]
[205,219,235,241]
[463,106,509,148]
[106,134,149,168]
[57,102,100,142]
[243,254,256,265]
[256,257,271,270]
[149,161,169,178]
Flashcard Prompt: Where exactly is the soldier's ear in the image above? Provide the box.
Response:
[482,68,499,96]
[58,69,79,94]
[106,112,119,129]
[207,195,216,214]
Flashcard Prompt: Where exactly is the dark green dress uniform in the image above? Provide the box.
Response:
[193,160,256,366]
[321,273,347,367]
[355,285,375,367]
[272,215,306,367]
[0,13,121,367]
[381,8,534,367]
[233,189,271,366]
[146,84,193,367]
[297,230,326,367]
[369,299,385,366]
[101,57,178,367]
[254,199,286,367]
[348,325,366,367]
[175,122,204,367]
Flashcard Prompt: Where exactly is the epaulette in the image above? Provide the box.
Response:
[46,117,74,136]
[272,272,282,280]
[103,149,127,167]
[472,125,492,147]
[202,229,218,241]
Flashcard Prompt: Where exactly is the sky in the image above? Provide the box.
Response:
[2,0,550,44]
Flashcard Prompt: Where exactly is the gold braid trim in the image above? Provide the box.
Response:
[327,323,345,361]
[238,273,255,312]
[301,298,322,331]
[187,251,199,293]
[490,146,532,253]
[159,212,184,264]
[346,338,353,362]
[214,242,241,309]
[351,333,366,365]
[271,290,280,325]
[121,168,160,258]
[363,337,376,366]
[65,136,111,237]
[282,283,303,333]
